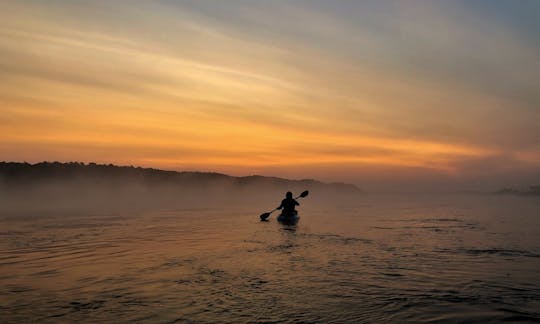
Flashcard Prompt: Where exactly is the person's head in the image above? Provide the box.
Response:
[286,191,293,199]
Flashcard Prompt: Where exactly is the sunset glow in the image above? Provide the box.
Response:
[1,1,539,189]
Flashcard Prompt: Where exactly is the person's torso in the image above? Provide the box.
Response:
[281,198,297,211]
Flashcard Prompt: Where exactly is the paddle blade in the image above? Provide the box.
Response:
[299,190,309,198]
[260,212,271,221]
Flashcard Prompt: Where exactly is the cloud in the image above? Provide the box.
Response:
[1,0,539,190]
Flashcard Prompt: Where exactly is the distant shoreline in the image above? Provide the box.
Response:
[0,161,362,193]
[494,186,540,197]
[0,161,364,213]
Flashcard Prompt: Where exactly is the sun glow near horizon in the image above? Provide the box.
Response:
[1,1,539,190]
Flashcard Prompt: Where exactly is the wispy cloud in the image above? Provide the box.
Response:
[1,0,539,189]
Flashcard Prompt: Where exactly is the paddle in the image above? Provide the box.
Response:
[259,190,309,221]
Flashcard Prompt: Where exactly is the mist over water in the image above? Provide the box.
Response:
[0,162,361,214]
[1,193,539,322]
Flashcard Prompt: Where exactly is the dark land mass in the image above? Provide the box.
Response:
[0,162,362,213]
[494,186,540,196]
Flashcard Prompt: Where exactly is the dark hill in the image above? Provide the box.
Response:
[0,161,361,192]
[494,186,540,196]
[0,162,362,213]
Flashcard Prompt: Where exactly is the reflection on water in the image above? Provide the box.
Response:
[1,194,539,322]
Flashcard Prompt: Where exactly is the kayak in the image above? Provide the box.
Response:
[277,214,299,224]
[277,212,300,225]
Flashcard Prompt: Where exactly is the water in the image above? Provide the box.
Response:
[1,194,539,322]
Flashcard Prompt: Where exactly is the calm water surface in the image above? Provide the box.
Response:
[1,194,539,323]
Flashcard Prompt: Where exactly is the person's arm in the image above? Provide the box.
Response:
[277,200,284,210]
[294,199,299,206]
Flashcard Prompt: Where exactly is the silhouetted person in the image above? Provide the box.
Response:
[277,191,299,217]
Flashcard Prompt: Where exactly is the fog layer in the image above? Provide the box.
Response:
[0,162,361,214]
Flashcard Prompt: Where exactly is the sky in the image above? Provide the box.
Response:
[1,0,539,191]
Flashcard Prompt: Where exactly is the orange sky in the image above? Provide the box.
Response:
[1,1,539,190]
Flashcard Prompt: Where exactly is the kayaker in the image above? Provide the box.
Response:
[277,191,299,217]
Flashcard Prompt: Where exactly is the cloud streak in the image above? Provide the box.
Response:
[1,0,539,190]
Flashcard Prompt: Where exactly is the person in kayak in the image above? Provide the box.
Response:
[277,191,299,217]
